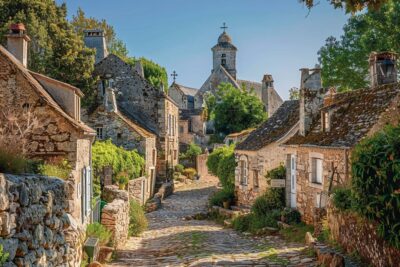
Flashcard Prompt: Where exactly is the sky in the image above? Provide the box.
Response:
[59,0,349,100]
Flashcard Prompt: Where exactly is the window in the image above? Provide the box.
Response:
[311,158,323,184]
[96,127,103,140]
[323,112,330,132]
[188,119,192,133]
[221,54,226,66]
[22,103,30,111]
[174,150,177,160]
[117,132,122,139]
[81,166,92,223]
[239,156,248,185]
[152,149,156,166]
[179,126,184,133]
[253,170,259,188]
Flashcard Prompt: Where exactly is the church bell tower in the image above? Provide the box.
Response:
[212,23,237,79]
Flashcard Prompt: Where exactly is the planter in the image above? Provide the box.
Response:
[118,184,126,190]
[223,201,230,209]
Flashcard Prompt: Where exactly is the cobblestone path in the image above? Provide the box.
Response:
[107,175,317,267]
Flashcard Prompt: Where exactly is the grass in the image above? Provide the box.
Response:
[260,248,290,265]
[279,223,314,243]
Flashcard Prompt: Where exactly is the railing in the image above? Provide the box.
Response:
[91,197,101,223]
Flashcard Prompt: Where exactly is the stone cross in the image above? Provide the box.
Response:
[221,22,228,32]
[171,71,178,83]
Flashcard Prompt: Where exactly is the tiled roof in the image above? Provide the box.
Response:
[237,80,262,93]
[174,83,198,96]
[285,83,400,148]
[0,45,95,135]
[236,100,300,151]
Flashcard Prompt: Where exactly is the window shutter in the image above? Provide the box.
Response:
[311,158,317,182]
[81,168,86,223]
[86,166,92,216]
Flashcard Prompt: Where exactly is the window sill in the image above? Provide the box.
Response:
[239,184,248,190]
[309,182,323,190]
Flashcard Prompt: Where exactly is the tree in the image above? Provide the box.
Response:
[0,0,96,106]
[212,83,267,136]
[289,87,300,100]
[126,57,169,91]
[318,0,400,91]
[206,145,236,190]
[300,0,389,13]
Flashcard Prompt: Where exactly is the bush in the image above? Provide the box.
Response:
[232,211,280,233]
[37,159,71,180]
[209,188,235,207]
[280,208,302,225]
[232,214,253,232]
[207,145,236,189]
[251,189,285,217]
[0,244,9,265]
[0,149,33,174]
[129,200,148,236]
[175,164,184,173]
[183,168,197,179]
[332,187,353,211]
[185,143,202,159]
[86,223,112,246]
[351,125,400,248]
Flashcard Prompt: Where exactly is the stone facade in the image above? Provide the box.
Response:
[327,201,400,267]
[128,177,149,205]
[0,174,84,267]
[101,186,129,249]
[0,45,95,225]
[92,54,179,184]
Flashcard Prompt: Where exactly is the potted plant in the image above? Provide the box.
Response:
[117,173,129,190]
[222,199,230,209]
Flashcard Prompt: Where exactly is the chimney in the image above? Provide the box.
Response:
[84,29,108,64]
[369,52,398,87]
[104,87,118,112]
[134,60,144,78]
[261,74,273,111]
[323,87,337,106]
[299,66,326,136]
[6,23,30,67]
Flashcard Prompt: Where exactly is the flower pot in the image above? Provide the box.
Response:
[223,201,230,209]
[118,184,126,190]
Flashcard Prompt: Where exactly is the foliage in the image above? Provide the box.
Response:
[0,0,96,107]
[318,1,400,91]
[208,134,224,145]
[332,187,354,211]
[212,83,267,136]
[279,223,314,243]
[0,148,33,174]
[92,140,144,180]
[280,208,302,225]
[207,145,236,189]
[86,223,112,246]
[175,164,184,173]
[126,57,169,91]
[37,159,71,180]
[129,200,148,236]
[185,143,202,159]
[300,0,389,13]
[351,124,400,248]
[209,188,235,207]
[251,190,285,218]
[0,244,9,265]
[232,211,281,233]
[289,87,299,100]
[117,172,129,190]
[265,165,286,180]
[183,168,197,180]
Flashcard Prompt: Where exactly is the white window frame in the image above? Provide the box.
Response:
[239,155,248,186]
[96,127,103,140]
[311,157,323,185]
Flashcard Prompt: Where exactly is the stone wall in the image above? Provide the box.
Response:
[0,173,84,267]
[327,201,400,267]
[128,177,148,205]
[101,186,129,249]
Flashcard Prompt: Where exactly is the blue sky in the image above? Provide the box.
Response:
[60,0,349,100]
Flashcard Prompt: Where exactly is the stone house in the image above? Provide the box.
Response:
[178,109,207,148]
[0,24,96,225]
[283,52,400,225]
[84,30,179,184]
[83,87,157,201]
[168,82,197,110]
[234,100,300,207]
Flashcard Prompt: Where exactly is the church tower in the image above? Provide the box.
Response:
[212,23,237,79]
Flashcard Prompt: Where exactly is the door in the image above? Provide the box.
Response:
[290,155,297,208]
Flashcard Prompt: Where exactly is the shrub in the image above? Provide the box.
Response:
[265,165,286,180]
[37,159,71,180]
[207,145,236,189]
[0,244,9,265]
[185,143,202,159]
[175,164,184,173]
[232,214,253,232]
[86,223,112,246]
[279,223,314,243]
[251,189,285,217]
[351,125,400,248]
[183,168,197,179]
[280,208,302,225]
[209,188,235,207]
[332,187,353,211]
[129,200,148,236]
[232,211,280,233]
[0,148,33,174]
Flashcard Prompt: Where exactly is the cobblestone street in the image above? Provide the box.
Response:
[107,175,317,267]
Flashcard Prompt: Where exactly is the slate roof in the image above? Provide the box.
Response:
[0,45,95,135]
[236,100,300,151]
[285,83,400,148]
[114,111,155,138]
[117,105,158,136]
[174,83,198,96]
[237,79,262,93]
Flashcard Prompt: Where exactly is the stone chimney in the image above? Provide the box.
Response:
[104,87,118,112]
[299,66,326,136]
[84,29,108,64]
[323,87,337,106]
[369,52,398,87]
[6,23,30,67]
[134,60,144,78]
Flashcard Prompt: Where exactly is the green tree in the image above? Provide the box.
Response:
[126,57,169,91]
[300,0,389,13]
[318,0,400,91]
[212,83,266,136]
[206,145,236,190]
[289,87,300,100]
[0,0,96,106]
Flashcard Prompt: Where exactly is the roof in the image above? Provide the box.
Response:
[236,100,300,151]
[0,45,95,135]
[180,108,203,120]
[29,71,84,97]
[114,110,155,138]
[285,83,400,148]
[117,105,158,136]
[226,128,255,138]
[237,79,262,93]
[173,83,198,96]
[212,32,237,50]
